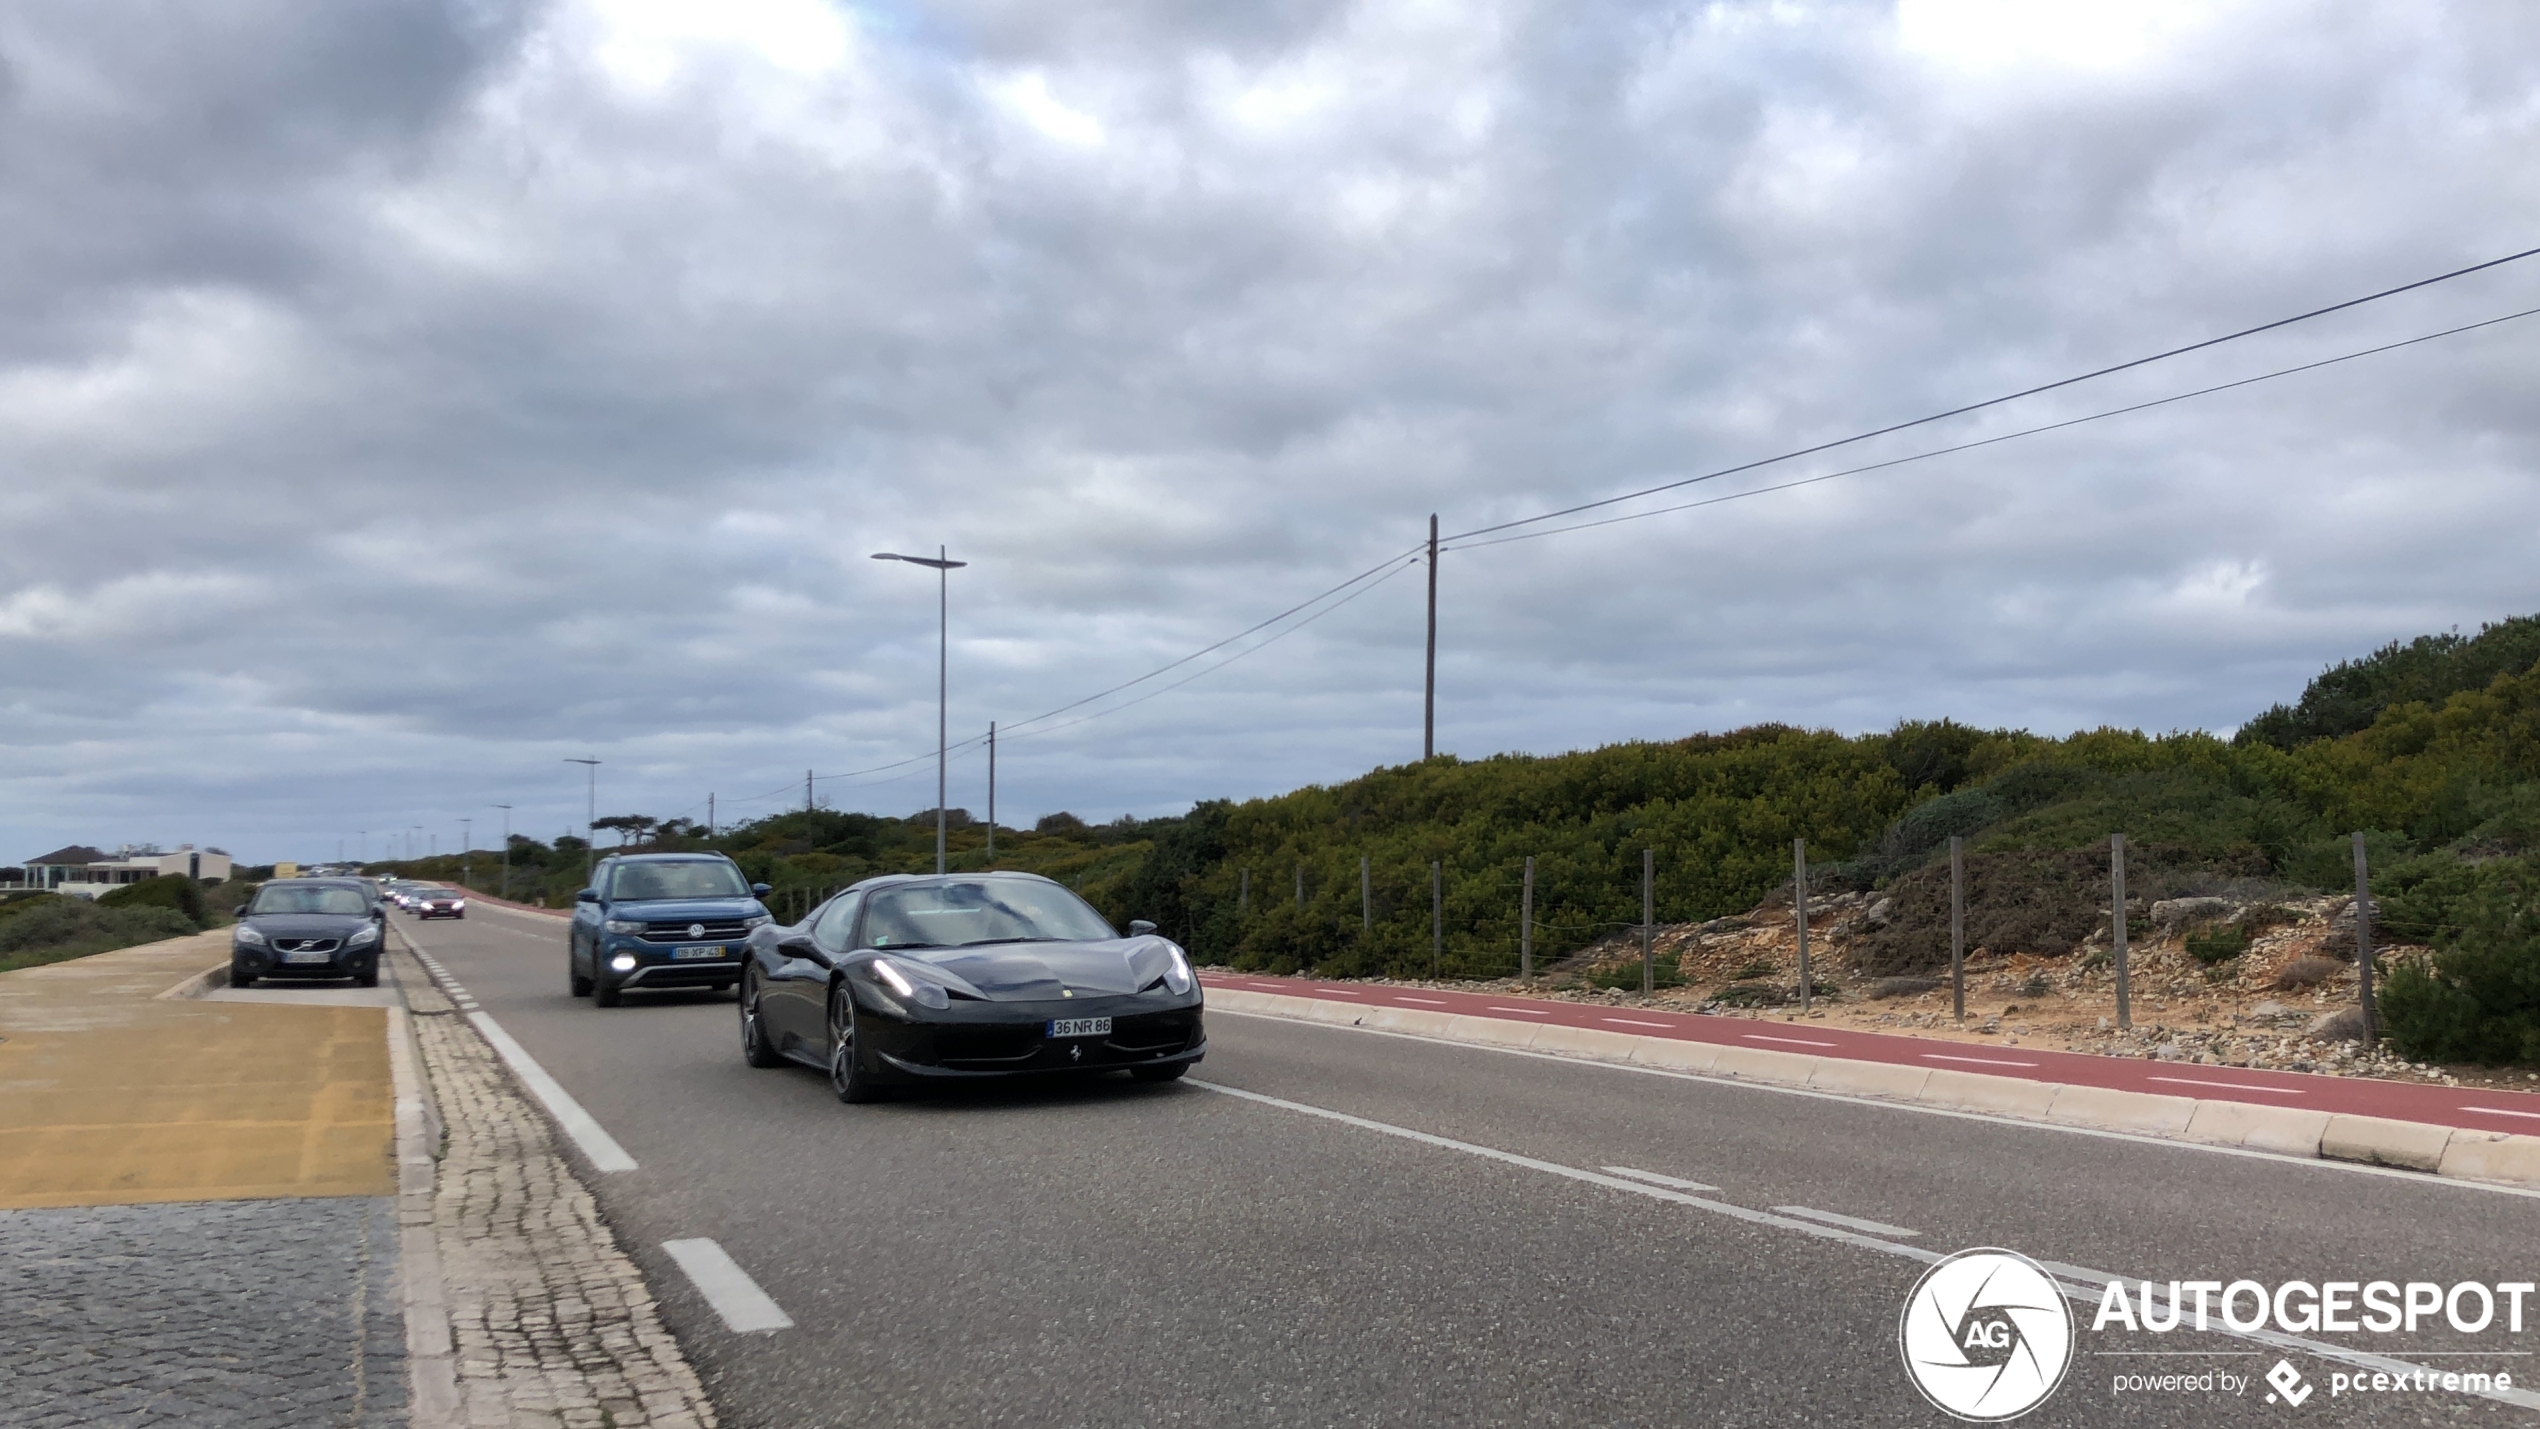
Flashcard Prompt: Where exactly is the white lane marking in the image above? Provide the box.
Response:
[1396,997,1447,1006]
[661,1239,793,1333]
[400,923,637,1174]
[1191,1079,1932,1258]
[1317,988,1362,996]
[1743,1033,1837,1048]
[1603,1017,1674,1029]
[2461,1105,2540,1121]
[1192,1076,2540,1410]
[1601,1166,1720,1192]
[2146,1076,2305,1095]
[1922,1053,2040,1068]
[1487,1006,1554,1016]
[1773,1205,1921,1238]
[1207,1008,2540,1202]
[466,1012,639,1174]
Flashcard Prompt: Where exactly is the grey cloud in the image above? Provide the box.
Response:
[4,0,2539,861]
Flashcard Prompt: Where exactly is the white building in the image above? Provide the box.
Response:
[17,843,233,897]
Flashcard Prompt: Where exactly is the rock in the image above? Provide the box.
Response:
[2326,896,2380,940]
[2251,1000,2295,1019]
[2155,1041,2184,1061]
[1864,897,1894,930]
[2307,1008,2368,1042]
[2152,896,2234,932]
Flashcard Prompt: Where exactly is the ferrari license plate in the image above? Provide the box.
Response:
[672,945,726,960]
[1048,1016,1112,1038]
[283,950,333,965]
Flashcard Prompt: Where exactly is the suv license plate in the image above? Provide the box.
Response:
[1048,1017,1112,1038]
[283,950,333,965]
[672,945,726,960]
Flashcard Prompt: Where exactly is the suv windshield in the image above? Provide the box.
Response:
[608,861,749,901]
[862,879,1116,949]
[252,886,370,917]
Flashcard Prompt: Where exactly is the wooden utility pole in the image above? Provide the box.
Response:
[1521,856,1535,984]
[2112,834,2131,1031]
[2354,833,2379,1045]
[1423,514,1438,760]
[1640,848,1655,994]
[1949,835,1966,1022]
[986,723,996,866]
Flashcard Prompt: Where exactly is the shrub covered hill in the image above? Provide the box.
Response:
[388,612,2540,1063]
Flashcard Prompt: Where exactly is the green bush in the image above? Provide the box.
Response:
[1585,958,1686,990]
[0,899,198,970]
[96,875,207,929]
[2381,873,2540,1066]
[2183,925,2247,964]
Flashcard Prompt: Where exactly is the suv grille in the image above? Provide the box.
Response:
[637,919,751,944]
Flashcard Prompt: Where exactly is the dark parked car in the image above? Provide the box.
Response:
[415,887,467,919]
[231,878,384,989]
[568,853,773,1007]
[736,872,1205,1102]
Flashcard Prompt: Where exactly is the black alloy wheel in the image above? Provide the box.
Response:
[826,988,882,1104]
[739,971,784,1068]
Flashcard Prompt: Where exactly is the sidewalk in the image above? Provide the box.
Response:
[0,932,406,1426]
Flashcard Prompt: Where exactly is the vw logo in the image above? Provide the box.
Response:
[688,923,705,939]
[1899,1249,2073,1421]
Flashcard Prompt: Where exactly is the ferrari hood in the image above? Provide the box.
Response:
[906,936,1181,1000]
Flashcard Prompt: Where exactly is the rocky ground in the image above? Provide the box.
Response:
[1243,890,2540,1094]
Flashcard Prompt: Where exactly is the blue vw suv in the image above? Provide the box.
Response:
[569,852,774,1007]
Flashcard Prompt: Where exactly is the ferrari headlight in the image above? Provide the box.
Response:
[872,958,948,1010]
[233,924,267,946]
[1161,943,1194,995]
[347,924,380,948]
[603,918,645,934]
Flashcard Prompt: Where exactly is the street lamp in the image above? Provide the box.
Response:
[564,758,601,880]
[492,805,513,899]
[871,546,968,875]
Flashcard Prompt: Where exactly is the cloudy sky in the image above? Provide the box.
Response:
[4,0,2538,865]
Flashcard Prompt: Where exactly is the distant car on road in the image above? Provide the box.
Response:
[735,872,1204,1102]
[231,878,384,989]
[415,887,467,919]
[569,853,773,1007]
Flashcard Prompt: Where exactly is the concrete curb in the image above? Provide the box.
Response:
[152,960,229,1001]
[1206,988,2540,1192]
[386,974,461,1429]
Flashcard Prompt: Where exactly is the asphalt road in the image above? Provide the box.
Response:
[403,903,2540,1428]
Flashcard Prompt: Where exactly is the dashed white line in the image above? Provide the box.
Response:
[1743,1033,1838,1048]
[2146,1075,2305,1095]
[1922,1053,2040,1068]
[1602,1017,1673,1029]
[1601,1166,1720,1192]
[1486,1006,1554,1016]
[2461,1105,2540,1121]
[1774,1205,1921,1238]
[661,1239,793,1332]
[1396,997,1447,1006]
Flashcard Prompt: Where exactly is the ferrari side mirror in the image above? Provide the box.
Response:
[1128,920,1157,937]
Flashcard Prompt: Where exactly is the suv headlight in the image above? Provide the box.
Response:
[347,924,380,948]
[233,924,267,946]
[603,918,645,934]
[742,914,773,930]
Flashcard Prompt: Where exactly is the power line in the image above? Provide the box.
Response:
[1445,242,2540,544]
[1443,301,2540,553]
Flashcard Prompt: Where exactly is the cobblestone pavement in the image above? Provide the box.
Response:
[408,973,718,1429]
[0,1196,406,1428]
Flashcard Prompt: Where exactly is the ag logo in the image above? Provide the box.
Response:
[1899,1248,2074,1421]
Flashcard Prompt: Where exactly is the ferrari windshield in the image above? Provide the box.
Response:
[609,860,750,900]
[863,879,1116,949]
[251,885,370,916]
